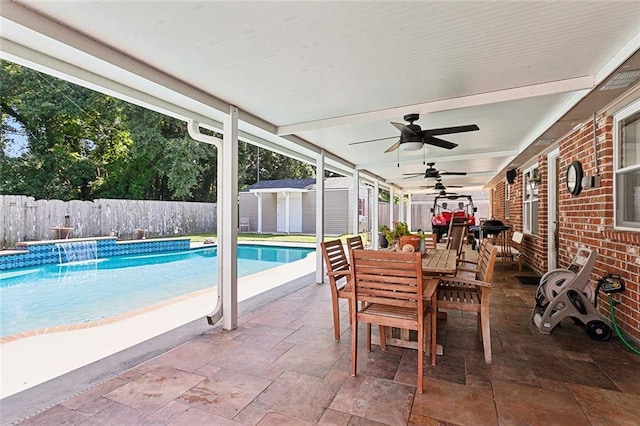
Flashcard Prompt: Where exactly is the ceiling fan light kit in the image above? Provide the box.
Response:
[400,142,424,151]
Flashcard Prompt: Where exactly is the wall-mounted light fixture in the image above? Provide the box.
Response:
[529,168,542,191]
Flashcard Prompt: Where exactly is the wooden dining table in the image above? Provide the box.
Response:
[421,248,458,276]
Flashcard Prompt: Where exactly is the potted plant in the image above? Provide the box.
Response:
[384,221,412,249]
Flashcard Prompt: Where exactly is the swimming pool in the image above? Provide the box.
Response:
[0,244,313,337]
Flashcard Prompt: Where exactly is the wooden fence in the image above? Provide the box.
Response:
[0,195,217,248]
[1,195,491,248]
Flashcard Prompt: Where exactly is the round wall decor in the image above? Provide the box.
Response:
[566,160,583,195]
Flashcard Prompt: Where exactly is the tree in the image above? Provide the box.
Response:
[1,60,315,202]
[1,60,131,200]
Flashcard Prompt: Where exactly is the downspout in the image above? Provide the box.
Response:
[187,120,224,326]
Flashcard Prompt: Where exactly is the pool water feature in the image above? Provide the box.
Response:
[0,245,313,337]
[55,240,98,264]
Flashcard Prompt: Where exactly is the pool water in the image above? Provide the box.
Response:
[0,245,313,337]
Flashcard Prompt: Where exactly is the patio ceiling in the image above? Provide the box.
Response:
[2,1,640,193]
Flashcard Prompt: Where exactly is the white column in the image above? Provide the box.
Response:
[407,193,413,231]
[222,105,239,331]
[373,179,379,250]
[316,150,325,284]
[389,186,395,227]
[352,170,360,235]
[398,191,405,224]
[284,192,291,234]
[256,193,263,233]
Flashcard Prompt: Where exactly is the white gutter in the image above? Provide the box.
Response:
[187,120,223,326]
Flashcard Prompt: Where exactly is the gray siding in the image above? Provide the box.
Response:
[238,193,258,231]
[325,190,349,235]
[262,193,278,232]
[301,192,316,234]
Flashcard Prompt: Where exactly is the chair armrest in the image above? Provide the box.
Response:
[439,276,491,288]
[423,278,440,299]
[458,259,478,267]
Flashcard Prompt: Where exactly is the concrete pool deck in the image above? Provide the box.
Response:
[0,246,318,399]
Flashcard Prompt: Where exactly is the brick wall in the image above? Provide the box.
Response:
[504,113,639,341]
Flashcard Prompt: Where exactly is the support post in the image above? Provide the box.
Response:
[352,170,360,236]
[389,186,395,227]
[316,150,325,284]
[222,106,239,331]
[373,179,380,249]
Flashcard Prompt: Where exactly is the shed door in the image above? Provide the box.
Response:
[289,193,302,232]
[277,192,303,233]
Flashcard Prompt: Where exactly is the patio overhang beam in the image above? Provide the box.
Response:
[276,78,596,136]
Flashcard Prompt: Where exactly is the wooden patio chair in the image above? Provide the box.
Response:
[423,233,437,250]
[446,222,468,261]
[349,249,434,393]
[497,230,524,271]
[437,241,498,364]
[346,235,364,252]
[320,239,353,342]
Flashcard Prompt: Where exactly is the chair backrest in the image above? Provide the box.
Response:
[446,223,467,257]
[423,233,437,249]
[512,230,524,245]
[346,235,364,252]
[476,241,499,282]
[320,239,350,286]
[350,249,423,310]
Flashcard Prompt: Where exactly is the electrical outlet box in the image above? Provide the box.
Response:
[582,175,601,188]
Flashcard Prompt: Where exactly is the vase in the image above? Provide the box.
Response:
[400,235,421,251]
[378,233,389,248]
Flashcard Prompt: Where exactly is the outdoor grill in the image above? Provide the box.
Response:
[469,219,510,250]
[480,219,510,236]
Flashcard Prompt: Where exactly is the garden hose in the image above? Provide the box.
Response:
[609,295,640,356]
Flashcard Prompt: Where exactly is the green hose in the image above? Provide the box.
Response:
[609,295,640,356]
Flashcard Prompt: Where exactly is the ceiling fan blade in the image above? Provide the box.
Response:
[424,136,458,150]
[440,171,467,176]
[384,140,401,153]
[348,136,397,146]
[391,122,418,135]
[423,124,479,136]
[447,185,464,188]
[402,173,425,179]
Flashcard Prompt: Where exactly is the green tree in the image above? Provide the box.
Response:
[1,60,315,201]
[1,60,131,200]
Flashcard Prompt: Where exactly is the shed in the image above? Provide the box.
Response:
[239,177,372,235]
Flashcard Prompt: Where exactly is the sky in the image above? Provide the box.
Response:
[2,116,28,157]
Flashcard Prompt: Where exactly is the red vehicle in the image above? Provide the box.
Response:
[431,194,476,243]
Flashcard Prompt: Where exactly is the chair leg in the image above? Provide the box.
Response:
[331,294,341,342]
[431,302,437,366]
[417,323,424,394]
[351,307,358,376]
[480,307,492,364]
[378,325,387,351]
[366,323,372,351]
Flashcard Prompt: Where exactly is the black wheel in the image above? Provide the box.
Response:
[586,321,611,341]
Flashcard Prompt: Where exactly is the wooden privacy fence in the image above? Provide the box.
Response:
[0,195,217,248]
